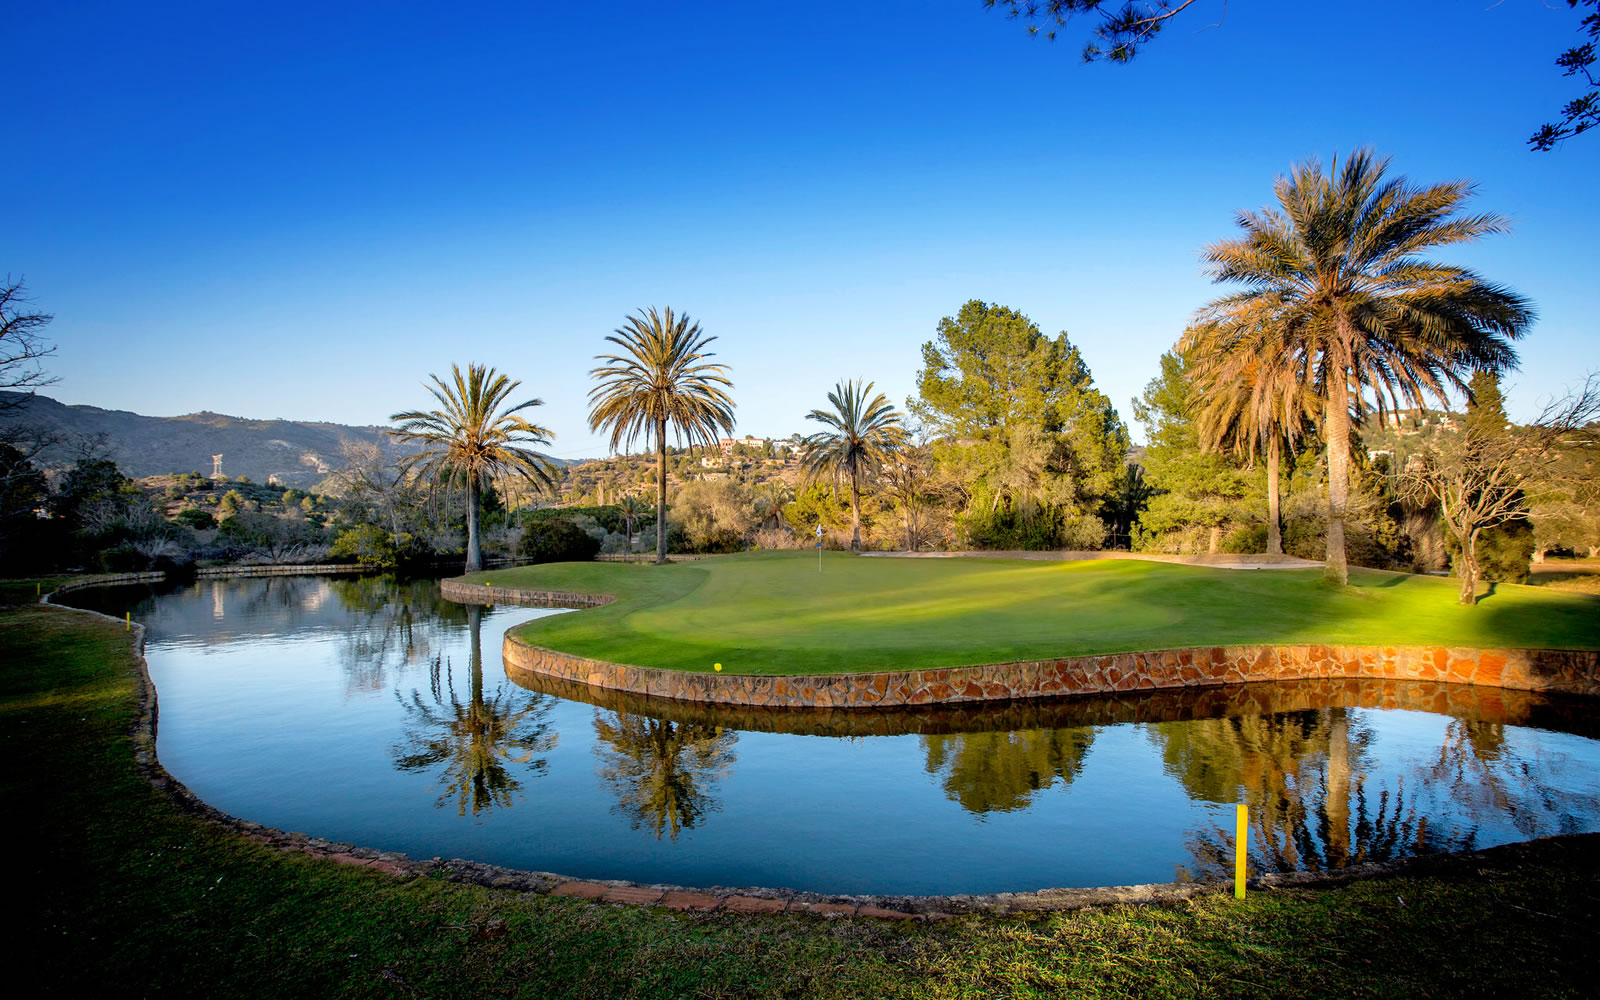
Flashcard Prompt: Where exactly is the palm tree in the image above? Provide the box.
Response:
[588,308,735,564]
[1188,334,1319,555]
[802,380,906,551]
[1104,462,1155,550]
[1188,151,1532,584]
[615,493,651,562]
[391,363,557,573]
[752,480,794,532]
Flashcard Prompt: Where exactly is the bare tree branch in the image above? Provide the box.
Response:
[0,276,58,408]
[1398,374,1600,603]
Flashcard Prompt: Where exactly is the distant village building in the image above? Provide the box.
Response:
[717,435,788,456]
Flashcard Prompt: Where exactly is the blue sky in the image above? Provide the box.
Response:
[9,1,1596,458]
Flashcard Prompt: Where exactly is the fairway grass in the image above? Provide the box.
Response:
[468,552,1600,675]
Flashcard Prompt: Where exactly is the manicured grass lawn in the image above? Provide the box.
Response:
[1528,558,1600,596]
[467,552,1600,675]
[0,574,72,606]
[9,601,1600,998]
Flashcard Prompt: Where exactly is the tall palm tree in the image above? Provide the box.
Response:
[802,379,906,551]
[1188,332,1319,555]
[391,363,558,573]
[588,308,735,564]
[1189,150,1532,584]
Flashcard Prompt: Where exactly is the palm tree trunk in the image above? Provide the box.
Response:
[655,417,668,565]
[1267,437,1282,556]
[1323,385,1351,585]
[1325,709,1351,868]
[467,603,484,706]
[465,476,483,572]
[849,467,862,552]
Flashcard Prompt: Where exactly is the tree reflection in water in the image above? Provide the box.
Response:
[1423,719,1600,841]
[392,605,557,817]
[328,576,467,695]
[1145,705,1600,880]
[593,712,737,840]
[921,729,1094,815]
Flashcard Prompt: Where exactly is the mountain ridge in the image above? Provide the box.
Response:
[0,392,572,488]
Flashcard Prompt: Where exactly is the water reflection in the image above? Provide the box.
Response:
[1149,706,1600,879]
[392,605,558,817]
[327,577,468,695]
[1422,718,1600,841]
[922,729,1094,815]
[593,712,737,840]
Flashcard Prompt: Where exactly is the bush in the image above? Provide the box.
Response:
[1453,522,1535,584]
[517,518,601,563]
[173,507,217,530]
[522,505,626,534]
[331,524,398,567]
[1220,524,1268,554]
[99,544,147,572]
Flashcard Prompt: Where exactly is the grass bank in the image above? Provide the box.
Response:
[467,552,1600,675]
[8,600,1600,998]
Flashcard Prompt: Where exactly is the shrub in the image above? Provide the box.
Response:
[99,544,146,572]
[173,507,217,530]
[522,505,626,534]
[331,524,397,567]
[1220,524,1268,554]
[518,518,601,563]
[1452,522,1535,584]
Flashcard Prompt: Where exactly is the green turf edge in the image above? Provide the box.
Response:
[460,552,1600,676]
[9,600,1600,998]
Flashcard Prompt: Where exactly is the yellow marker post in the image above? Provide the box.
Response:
[126,611,131,631]
[1234,803,1248,899]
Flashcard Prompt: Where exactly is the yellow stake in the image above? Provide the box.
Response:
[126,611,131,631]
[1234,803,1248,899]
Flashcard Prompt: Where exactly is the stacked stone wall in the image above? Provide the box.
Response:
[504,637,1600,708]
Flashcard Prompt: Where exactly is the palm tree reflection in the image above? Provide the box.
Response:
[921,729,1094,815]
[1150,708,1458,877]
[393,605,557,817]
[593,712,736,840]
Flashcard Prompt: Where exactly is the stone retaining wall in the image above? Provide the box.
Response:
[441,579,614,608]
[43,564,374,598]
[195,562,371,578]
[504,637,1600,708]
[47,571,167,595]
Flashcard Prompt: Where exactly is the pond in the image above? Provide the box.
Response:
[61,574,1600,896]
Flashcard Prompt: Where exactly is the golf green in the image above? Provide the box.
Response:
[463,551,1600,676]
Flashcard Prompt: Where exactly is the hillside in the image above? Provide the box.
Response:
[1,392,402,487]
